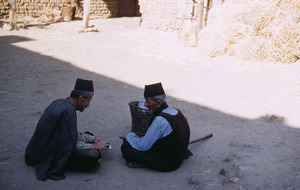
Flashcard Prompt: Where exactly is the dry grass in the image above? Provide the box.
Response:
[197,0,300,63]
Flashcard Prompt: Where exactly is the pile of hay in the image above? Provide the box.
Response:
[197,0,300,63]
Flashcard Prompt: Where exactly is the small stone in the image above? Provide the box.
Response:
[223,157,233,162]
[189,175,212,186]
[265,114,284,122]
[244,143,256,148]
[220,168,230,176]
[16,23,26,29]
[0,156,10,161]
[33,112,42,116]
[189,175,204,185]
[229,177,239,183]
[233,152,242,159]
[285,187,295,190]
[237,165,250,171]
[223,177,240,184]
[78,27,100,33]
[35,90,43,94]
[3,23,13,31]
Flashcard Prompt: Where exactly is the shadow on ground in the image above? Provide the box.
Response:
[0,35,299,190]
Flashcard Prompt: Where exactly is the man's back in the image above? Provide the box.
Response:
[25,98,77,181]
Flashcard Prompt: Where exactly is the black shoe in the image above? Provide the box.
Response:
[88,159,101,172]
[184,149,193,159]
[125,161,145,168]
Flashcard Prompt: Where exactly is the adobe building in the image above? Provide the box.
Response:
[0,0,216,30]
[0,0,140,19]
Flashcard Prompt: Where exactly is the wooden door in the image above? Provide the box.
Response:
[117,0,141,17]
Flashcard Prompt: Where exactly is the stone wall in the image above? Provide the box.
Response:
[0,0,117,19]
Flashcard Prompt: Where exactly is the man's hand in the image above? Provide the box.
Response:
[92,138,110,150]
[95,137,103,142]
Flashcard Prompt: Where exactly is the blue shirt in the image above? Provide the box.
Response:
[126,107,178,151]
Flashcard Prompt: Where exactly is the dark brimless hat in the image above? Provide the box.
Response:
[74,78,94,92]
[144,82,165,98]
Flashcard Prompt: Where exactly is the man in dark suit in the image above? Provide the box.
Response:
[25,78,110,181]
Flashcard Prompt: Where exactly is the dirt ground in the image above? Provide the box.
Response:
[0,17,300,190]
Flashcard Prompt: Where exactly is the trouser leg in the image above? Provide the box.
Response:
[65,150,101,171]
[121,140,179,172]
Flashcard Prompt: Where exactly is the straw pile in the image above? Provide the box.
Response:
[197,0,300,63]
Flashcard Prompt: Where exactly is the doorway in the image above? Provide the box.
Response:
[117,0,141,17]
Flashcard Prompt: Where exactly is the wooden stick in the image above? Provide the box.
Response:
[204,0,213,26]
[195,0,204,45]
[9,0,17,29]
[189,133,213,145]
[178,0,189,39]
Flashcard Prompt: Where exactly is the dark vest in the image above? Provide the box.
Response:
[151,109,190,161]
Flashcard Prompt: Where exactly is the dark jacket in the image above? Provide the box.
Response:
[25,99,78,181]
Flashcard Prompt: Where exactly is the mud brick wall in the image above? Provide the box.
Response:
[138,0,178,31]
[88,0,117,18]
[138,0,224,31]
[0,0,117,19]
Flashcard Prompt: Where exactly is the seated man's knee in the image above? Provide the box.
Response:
[121,141,136,160]
[76,149,101,159]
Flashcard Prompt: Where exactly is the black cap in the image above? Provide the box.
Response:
[74,78,94,92]
[144,82,165,98]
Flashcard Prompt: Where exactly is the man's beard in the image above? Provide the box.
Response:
[77,102,86,112]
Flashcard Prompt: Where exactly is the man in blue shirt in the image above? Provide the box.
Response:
[121,83,190,171]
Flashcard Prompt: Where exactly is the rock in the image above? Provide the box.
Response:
[3,23,13,31]
[189,175,204,185]
[229,177,239,183]
[233,152,242,159]
[237,165,250,171]
[223,157,233,162]
[16,23,25,29]
[244,143,256,148]
[223,177,240,184]
[78,27,100,33]
[189,174,212,186]
[265,114,284,122]
[2,23,26,30]
[220,168,230,176]
[285,187,295,190]
[0,156,10,161]
[33,112,42,116]
[54,16,64,23]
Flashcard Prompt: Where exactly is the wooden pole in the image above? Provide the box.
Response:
[195,0,204,45]
[178,0,189,39]
[204,0,212,26]
[9,0,17,29]
[83,0,91,29]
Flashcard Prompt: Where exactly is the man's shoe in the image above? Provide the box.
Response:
[125,161,145,168]
[184,149,193,159]
[88,159,101,172]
